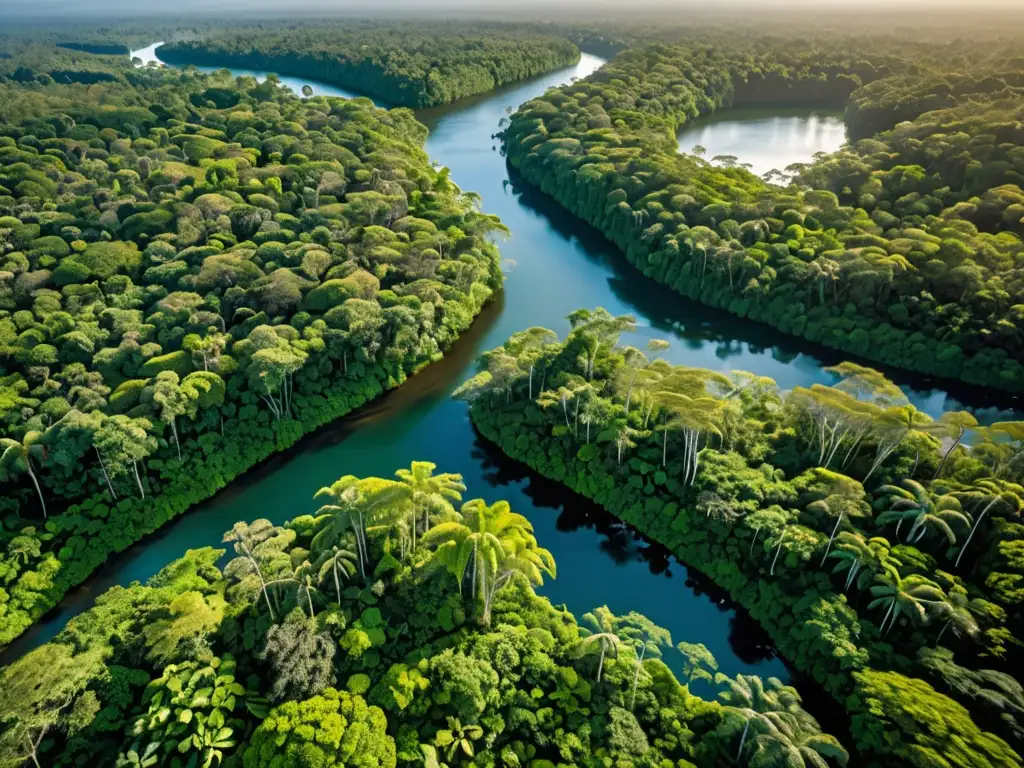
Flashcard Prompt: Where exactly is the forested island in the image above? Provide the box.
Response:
[0,60,504,647]
[158,23,581,108]
[459,309,1024,767]
[502,30,1024,391]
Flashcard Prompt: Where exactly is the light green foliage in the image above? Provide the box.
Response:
[125,655,250,768]
[241,688,396,768]
[0,53,501,647]
[849,669,1019,768]
[466,311,1024,766]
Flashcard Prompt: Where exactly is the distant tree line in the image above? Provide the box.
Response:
[158,23,581,108]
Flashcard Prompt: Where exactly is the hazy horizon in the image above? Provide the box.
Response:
[2,0,1022,21]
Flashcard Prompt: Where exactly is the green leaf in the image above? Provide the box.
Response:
[434,729,454,747]
[178,709,193,724]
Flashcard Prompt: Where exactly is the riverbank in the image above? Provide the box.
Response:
[465,378,1022,768]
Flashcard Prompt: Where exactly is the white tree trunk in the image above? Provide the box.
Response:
[26,461,48,519]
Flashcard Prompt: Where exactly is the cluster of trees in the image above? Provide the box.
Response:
[157,22,581,108]
[501,32,1024,391]
[0,463,850,768]
[459,307,1024,768]
[0,63,505,647]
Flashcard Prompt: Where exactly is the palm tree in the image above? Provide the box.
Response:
[481,532,555,624]
[315,545,357,607]
[538,378,587,432]
[864,404,935,483]
[435,717,483,761]
[868,572,947,636]
[950,479,1024,568]
[932,411,978,479]
[505,327,559,399]
[612,418,650,465]
[718,675,807,764]
[827,532,901,592]
[804,470,867,566]
[745,714,850,767]
[223,520,284,620]
[422,498,538,625]
[579,606,622,682]
[876,479,970,549]
[314,475,412,581]
[934,585,981,647]
[616,339,671,413]
[0,432,49,518]
[768,526,790,577]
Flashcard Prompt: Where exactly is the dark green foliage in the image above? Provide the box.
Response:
[501,33,1024,391]
[1,469,828,768]
[463,314,1024,767]
[0,61,503,648]
[158,22,580,108]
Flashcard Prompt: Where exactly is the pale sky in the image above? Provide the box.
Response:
[1,0,1020,19]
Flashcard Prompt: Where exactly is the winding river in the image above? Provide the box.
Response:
[3,46,1018,696]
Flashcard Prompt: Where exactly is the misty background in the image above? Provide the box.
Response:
[1,0,1022,22]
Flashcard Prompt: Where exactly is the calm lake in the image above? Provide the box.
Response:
[676,107,848,178]
[3,46,1017,699]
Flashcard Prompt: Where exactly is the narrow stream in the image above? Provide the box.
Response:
[3,47,1017,694]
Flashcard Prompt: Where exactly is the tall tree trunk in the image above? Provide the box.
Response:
[820,513,844,566]
[333,559,342,607]
[770,528,788,576]
[95,446,117,501]
[933,427,965,479]
[597,645,606,682]
[132,461,145,499]
[749,525,761,556]
[629,645,646,711]
[845,559,861,591]
[735,719,751,764]
[171,419,181,462]
[881,600,896,635]
[250,560,276,620]
[471,541,478,602]
[955,497,998,568]
[25,461,48,519]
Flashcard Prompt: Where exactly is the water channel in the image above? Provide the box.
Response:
[3,46,1018,695]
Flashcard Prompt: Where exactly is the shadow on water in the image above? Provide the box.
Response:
[469,424,854,742]
[470,428,780,667]
[506,171,1022,418]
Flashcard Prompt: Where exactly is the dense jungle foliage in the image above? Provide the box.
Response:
[158,22,580,109]
[0,465,851,768]
[458,308,1024,768]
[0,62,505,648]
[501,32,1024,391]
